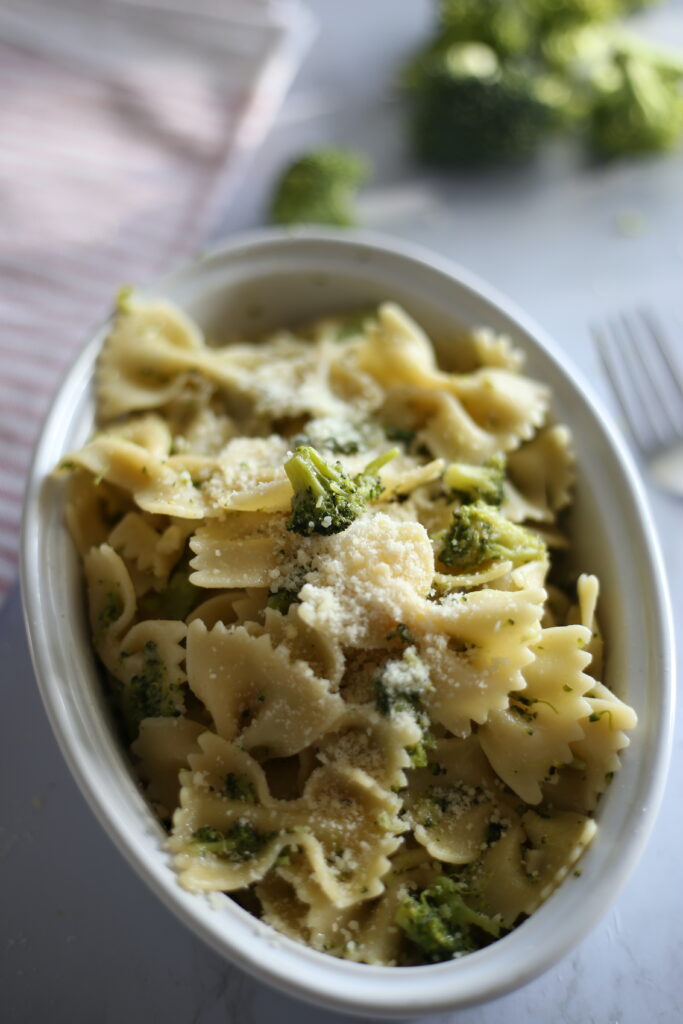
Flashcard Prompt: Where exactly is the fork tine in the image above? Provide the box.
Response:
[593,323,653,454]
[638,309,683,433]
[616,313,680,449]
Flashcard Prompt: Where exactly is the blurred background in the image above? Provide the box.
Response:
[1,1,682,1022]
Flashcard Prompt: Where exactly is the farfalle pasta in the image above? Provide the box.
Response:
[57,294,637,965]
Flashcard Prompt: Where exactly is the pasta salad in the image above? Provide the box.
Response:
[57,295,637,965]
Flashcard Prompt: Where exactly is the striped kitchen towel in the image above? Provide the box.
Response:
[0,0,314,602]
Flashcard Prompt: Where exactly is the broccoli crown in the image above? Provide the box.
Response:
[123,640,184,736]
[375,647,434,767]
[443,453,506,505]
[396,875,501,961]
[438,502,547,571]
[270,148,367,227]
[189,822,273,861]
[588,49,683,156]
[284,445,397,536]
[408,44,560,167]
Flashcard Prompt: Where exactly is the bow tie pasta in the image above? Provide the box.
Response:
[58,294,637,966]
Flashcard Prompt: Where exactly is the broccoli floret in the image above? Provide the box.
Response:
[188,822,273,861]
[406,43,561,167]
[443,454,506,505]
[284,445,398,536]
[266,587,301,614]
[438,502,547,571]
[588,48,683,156]
[123,640,184,737]
[291,416,384,456]
[396,875,501,962]
[375,647,434,767]
[270,148,367,227]
[138,550,202,621]
[223,773,257,803]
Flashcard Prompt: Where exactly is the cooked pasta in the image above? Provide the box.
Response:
[57,294,637,965]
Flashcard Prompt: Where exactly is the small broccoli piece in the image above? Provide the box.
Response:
[266,587,301,614]
[443,454,506,505]
[284,445,398,536]
[396,875,501,962]
[188,822,273,861]
[97,589,123,632]
[406,43,561,167]
[138,550,201,621]
[375,647,434,767]
[438,502,547,571]
[270,148,367,227]
[588,48,683,157]
[123,640,184,737]
[223,773,257,803]
[291,416,384,456]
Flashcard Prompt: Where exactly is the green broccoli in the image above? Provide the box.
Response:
[443,454,506,505]
[406,43,562,167]
[270,148,367,227]
[122,640,184,737]
[375,647,434,767]
[291,415,384,456]
[396,875,501,961]
[588,47,683,156]
[188,822,273,861]
[223,773,257,803]
[438,502,547,571]
[284,445,398,536]
[138,549,202,621]
[266,587,301,614]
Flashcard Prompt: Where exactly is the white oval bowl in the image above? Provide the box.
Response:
[21,229,674,1018]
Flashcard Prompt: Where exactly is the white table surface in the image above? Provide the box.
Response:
[3,2,683,1021]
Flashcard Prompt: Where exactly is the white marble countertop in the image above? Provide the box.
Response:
[3,2,683,1021]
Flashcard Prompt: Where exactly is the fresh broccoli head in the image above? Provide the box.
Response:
[588,48,683,157]
[396,875,501,961]
[270,148,367,227]
[407,43,562,167]
[188,822,273,861]
[438,502,547,571]
[284,445,398,536]
[122,640,184,737]
[443,454,506,505]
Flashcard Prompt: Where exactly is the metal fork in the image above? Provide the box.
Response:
[593,310,683,496]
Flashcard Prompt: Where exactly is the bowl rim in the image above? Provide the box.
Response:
[20,226,675,1018]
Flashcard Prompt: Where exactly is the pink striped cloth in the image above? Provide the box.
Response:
[0,0,313,602]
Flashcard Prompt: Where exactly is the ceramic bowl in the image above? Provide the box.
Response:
[21,229,674,1018]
